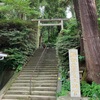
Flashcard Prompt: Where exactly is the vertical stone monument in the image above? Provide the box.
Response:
[69,49,81,99]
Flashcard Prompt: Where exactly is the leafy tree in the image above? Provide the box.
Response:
[37,0,67,46]
[44,0,67,18]
[96,0,100,17]
[0,0,39,20]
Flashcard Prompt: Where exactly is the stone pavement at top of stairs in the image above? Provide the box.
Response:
[57,95,89,100]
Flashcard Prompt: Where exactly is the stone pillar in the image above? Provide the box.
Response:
[37,20,41,48]
[61,20,64,30]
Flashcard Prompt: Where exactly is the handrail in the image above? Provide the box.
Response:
[29,47,47,95]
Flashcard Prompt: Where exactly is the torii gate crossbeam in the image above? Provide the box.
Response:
[32,19,68,48]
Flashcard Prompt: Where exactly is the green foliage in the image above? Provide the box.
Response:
[44,0,66,18]
[16,65,22,72]
[0,19,36,30]
[0,48,25,74]
[96,0,100,17]
[56,19,80,79]
[56,19,80,97]
[0,30,36,52]
[0,0,39,20]
[81,81,100,99]
[41,26,58,46]
[57,80,100,99]
[78,55,85,62]
[0,19,36,73]
[33,0,67,19]
[98,18,100,29]
[57,80,70,97]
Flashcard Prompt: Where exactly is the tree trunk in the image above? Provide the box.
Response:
[73,0,84,56]
[73,0,80,23]
[79,0,100,83]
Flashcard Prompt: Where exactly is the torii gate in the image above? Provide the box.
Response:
[32,19,68,48]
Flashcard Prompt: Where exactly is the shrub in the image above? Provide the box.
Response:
[57,80,70,97]
[0,48,25,72]
[81,81,100,99]
[57,80,100,99]
[0,19,37,73]
[56,19,80,80]
[0,19,36,31]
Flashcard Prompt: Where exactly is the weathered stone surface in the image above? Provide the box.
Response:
[57,95,89,100]
[1,48,58,100]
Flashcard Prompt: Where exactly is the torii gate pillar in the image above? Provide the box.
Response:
[37,20,40,48]
[61,20,64,30]
[35,19,66,48]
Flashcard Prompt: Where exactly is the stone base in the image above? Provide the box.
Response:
[57,95,89,100]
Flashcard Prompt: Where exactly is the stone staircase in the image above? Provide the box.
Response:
[1,48,58,100]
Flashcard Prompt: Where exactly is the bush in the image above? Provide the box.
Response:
[0,30,36,72]
[57,80,70,97]
[81,81,100,99]
[0,48,25,73]
[0,30,36,53]
[56,19,80,80]
[0,19,37,73]
[57,80,100,99]
[56,19,80,97]
[0,19,36,31]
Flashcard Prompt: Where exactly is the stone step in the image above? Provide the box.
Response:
[14,80,57,83]
[20,72,58,75]
[23,67,57,69]
[2,99,18,100]
[28,61,57,63]
[6,90,29,95]
[6,90,56,96]
[31,91,56,96]
[26,64,57,66]
[22,69,58,72]
[39,63,57,64]
[23,68,57,70]
[3,95,56,100]
[21,71,58,73]
[1,49,58,100]
[24,65,57,67]
[19,74,58,77]
[20,73,58,77]
[9,87,57,91]
[23,68,58,70]
[17,76,57,80]
[30,64,57,67]
[12,83,57,87]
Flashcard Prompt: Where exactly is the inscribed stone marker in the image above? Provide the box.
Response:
[69,49,81,98]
